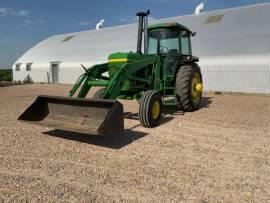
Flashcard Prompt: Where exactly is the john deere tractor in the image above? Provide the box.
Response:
[19,10,203,135]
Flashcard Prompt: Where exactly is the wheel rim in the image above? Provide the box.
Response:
[191,72,203,103]
[152,101,160,120]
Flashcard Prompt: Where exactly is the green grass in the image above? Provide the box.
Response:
[0,69,12,81]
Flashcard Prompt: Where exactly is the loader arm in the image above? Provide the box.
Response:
[69,56,157,100]
[102,56,157,99]
[69,63,109,98]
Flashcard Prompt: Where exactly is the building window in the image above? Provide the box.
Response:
[15,63,21,71]
[26,63,32,71]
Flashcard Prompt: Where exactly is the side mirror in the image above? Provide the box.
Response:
[191,32,197,37]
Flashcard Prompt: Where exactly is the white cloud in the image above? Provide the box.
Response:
[11,10,30,16]
[22,19,31,26]
[0,6,32,26]
[20,18,45,26]
[79,21,91,26]
[0,6,30,17]
[0,7,8,16]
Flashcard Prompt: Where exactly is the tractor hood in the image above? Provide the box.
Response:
[108,52,145,63]
[108,52,146,77]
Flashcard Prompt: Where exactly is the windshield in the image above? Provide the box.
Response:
[148,30,180,55]
[159,30,179,54]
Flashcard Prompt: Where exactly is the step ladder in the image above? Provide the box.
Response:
[162,75,177,106]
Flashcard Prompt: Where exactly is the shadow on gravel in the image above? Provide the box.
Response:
[159,115,175,125]
[122,97,213,128]
[43,129,148,149]
[123,112,174,126]
[200,97,213,109]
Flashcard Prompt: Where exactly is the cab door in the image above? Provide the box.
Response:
[159,29,181,76]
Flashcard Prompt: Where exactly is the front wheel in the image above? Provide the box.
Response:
[139,90,162,128]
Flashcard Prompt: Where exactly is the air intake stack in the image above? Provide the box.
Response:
[136,10,150,54]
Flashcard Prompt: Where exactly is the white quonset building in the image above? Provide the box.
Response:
[13,3,270,94]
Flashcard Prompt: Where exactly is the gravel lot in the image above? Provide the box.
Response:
[0,84,270,202]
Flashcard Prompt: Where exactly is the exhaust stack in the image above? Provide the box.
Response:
[136,10,150,54]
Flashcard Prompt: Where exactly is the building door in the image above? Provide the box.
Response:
[51,63,59,84]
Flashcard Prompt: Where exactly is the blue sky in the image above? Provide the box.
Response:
[0,0,269,68]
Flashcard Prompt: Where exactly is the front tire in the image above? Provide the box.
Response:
[176,64,203,111]
[139,90,162,128]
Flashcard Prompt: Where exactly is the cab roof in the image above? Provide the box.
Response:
[148,22,191,32]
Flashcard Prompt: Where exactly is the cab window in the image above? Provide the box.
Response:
[148,31,158,54]
[180,31,191,55]
[159,30,179,54]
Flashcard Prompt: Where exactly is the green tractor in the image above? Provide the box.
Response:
[19,10,203,135]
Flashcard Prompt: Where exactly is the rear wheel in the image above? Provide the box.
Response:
[176,64,203,111]
[93,88,106,99]
[139,90,162,128]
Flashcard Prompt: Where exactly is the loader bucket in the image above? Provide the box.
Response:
[18,95,124,135]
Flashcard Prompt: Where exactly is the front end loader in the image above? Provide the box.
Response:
[19,10,203,135]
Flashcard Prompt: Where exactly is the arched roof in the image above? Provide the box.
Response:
[15,3,270,65]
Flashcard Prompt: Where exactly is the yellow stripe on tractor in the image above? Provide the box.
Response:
[108,58,130,63]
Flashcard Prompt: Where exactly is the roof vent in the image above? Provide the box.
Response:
[62,35,75,42]
[194,2,206,15]
[96,19,105,30]
[205,14,224,24]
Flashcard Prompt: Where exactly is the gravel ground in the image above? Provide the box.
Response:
[0,84,269,202]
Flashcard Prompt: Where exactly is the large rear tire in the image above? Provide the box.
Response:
[93,88,106,99]
[176,64,203,111]
[139,90,162,128]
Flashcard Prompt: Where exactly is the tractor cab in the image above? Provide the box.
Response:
[148,22,193,55]
[147,22,197,75]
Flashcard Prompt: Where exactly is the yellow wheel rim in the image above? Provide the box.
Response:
[152,101,160,120]
[191,72,203,103]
